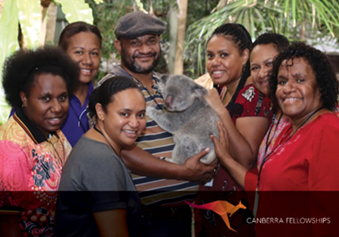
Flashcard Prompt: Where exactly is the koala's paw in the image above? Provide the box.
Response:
[199,150,216,164]
[146,103,158,119]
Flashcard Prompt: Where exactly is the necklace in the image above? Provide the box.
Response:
[93,126,118,156]
[253,106,325,216]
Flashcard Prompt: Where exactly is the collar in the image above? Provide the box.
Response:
[13,108,55,144]
[70,81,94,100]
[88,81,94,94]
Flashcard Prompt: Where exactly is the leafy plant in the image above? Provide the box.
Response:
[0,0,102,124]
[185,0,339,76]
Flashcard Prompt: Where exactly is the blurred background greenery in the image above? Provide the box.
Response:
[87,0,339,78]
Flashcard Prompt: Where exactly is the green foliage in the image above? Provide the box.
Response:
[86,0,135,81]
[0,0,20,123]
[86,0,182,80]
[86,0,219,79]
[0,90,9,125]
[0,0,20,78]
[18,0,41,47]
[83,0,339,80]
[185,0,339,76]
[0,0,97,125]
[54,0,95,23]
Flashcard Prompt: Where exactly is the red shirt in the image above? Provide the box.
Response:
[259,113,339,191]
[229,84,273,123]
[255,113,339,237]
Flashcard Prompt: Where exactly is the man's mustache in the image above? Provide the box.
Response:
[133,51,156,59]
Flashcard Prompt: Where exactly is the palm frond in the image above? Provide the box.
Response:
[185,0,339,76]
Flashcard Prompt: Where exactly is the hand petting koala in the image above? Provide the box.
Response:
[146,74,220,165]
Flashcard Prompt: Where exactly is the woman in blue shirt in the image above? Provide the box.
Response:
[58,22,102,146]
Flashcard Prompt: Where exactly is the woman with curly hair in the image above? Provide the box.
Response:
[9,22,102,147]
[213,42,339,236]
[0,46,78,236]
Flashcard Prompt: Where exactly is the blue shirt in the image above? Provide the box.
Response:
[61,82,93,147]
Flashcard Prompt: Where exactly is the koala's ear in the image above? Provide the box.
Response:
[193,83,208,97]
[159,75,169,84]
[157,75,170,93]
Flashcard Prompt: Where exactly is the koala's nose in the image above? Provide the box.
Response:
[165,95,173,109]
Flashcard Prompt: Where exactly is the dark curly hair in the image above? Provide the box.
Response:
[88,76,140,118]
[269,42,338,111]
[2,46,79,108]
[251,33,290,53]
[58,21,102,51]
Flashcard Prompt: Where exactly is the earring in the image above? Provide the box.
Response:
[242,64,246,72]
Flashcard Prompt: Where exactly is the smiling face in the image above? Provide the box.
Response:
[115,34,161,74]
[100,88,146,149]
[276,57,322,122]
[66,32,101,85]
[20,73,69,138]
[250,43,279,96]
[206,35,248,87]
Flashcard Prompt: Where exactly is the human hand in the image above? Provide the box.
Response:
[210,121,232,163]
[181,147,219,183]
[204,88,225,113]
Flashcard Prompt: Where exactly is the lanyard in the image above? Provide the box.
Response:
[69,102,87,133]
[253,106,324,217]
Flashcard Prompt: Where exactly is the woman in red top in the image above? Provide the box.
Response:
[196,24,271,237]
[221,33,290,195]
[213,42,339,237]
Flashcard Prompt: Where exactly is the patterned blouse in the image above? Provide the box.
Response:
[0,108,71,236]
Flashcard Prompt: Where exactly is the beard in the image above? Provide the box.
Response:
[120,45,161,74]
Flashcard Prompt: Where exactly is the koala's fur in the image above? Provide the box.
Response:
[146,74,220,165]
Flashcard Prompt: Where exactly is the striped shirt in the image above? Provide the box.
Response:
[98,66,198,206]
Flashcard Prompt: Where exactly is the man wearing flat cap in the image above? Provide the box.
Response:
[98,11,217,237]
[113,11,166,77]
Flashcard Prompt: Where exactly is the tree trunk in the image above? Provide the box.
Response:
[173,0,188,75]
[168,6,178,74]
[40,0,54,45]
[44,2,57,44]
[40,5,48,45]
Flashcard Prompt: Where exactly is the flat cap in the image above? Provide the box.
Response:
[115,11,166,39]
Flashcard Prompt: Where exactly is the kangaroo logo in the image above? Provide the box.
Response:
[185,200,246,232]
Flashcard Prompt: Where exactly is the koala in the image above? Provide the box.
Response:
[146,74,220,165]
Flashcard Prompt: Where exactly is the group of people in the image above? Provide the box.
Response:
[0,10,339,237]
